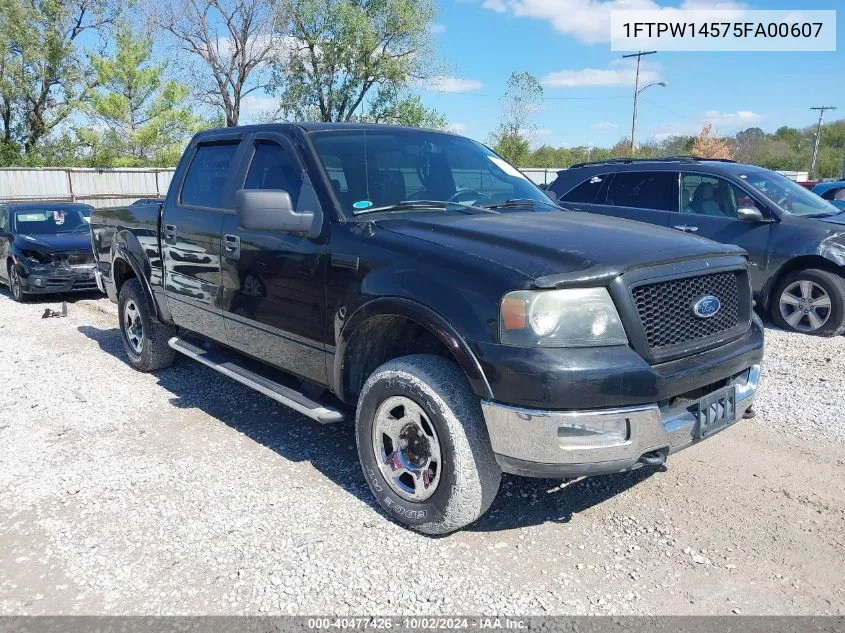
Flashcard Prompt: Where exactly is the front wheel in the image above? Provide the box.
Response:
[8,264,29,303]
[356,354,502,535]
[771,269,845,336]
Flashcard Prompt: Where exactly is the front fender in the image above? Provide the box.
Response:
[334,296,494,402]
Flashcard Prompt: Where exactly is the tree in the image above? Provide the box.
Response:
[76,24,202,166]
[691,123,733,160]
[156,0,278,127]
[0,0,120,158]
[367,92,446,129]
[490,71,542,164]
[270,0,437,123]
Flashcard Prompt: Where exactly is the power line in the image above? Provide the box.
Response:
[810,105,837,180]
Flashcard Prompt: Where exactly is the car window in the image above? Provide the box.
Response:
[180,142,239,209]
[680,173,758,218]
[819,186,845,201]
[605,171,679,212]
[243,140,302,207]
[0,208,7,232]
[559,174,607,203]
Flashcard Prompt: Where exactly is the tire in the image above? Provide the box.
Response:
[8,263,29,303]
[771,268,845,337]
[117,278,177,372]
[356,354,502,535]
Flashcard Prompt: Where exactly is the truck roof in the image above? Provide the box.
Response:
[194,121,461,138]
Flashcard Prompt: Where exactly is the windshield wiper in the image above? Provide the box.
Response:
[353,200,448,215]
[480,198,559,210]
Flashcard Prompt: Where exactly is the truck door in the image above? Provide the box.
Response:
[162,133,244,344]
[219,132,330,386]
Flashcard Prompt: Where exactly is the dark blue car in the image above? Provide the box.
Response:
[0,201,99,301]
[548,158,845,336]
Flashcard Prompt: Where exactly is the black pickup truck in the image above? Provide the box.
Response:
[90,123,763,534]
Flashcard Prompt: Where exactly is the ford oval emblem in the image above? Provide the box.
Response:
[693,295,721,319]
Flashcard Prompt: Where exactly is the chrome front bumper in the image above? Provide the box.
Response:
[481,364,761,478]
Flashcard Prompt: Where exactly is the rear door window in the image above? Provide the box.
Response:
[605,171,679,212]
[180,142,240,209]
[560,174,608,203]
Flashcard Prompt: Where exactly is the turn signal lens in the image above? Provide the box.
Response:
[501,296,527,330]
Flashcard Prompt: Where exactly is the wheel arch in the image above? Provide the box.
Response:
[333,297,493,405]
[761,255,845,310]
[112,246,159,321]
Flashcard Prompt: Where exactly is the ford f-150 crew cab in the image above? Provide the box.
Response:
[90,123,764,534]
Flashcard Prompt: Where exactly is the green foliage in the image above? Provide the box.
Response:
[75,25,202,167]
[367,92,446,129]
[272,0,437,122]
[518,120,845,178]
[0,0,120,159]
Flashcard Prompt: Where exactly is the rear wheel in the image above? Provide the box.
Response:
[771,268,845,336]
[118,278,177,371]
[356,354,501,535]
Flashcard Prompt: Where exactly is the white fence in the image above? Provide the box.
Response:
[0,167,176,208]
[0,165,816,207]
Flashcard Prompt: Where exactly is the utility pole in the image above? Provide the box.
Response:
[624,51,657,155]
[810,106,836,180]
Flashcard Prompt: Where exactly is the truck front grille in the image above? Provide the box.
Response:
[631,271,740,350]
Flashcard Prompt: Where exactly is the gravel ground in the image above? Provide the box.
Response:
[0,290,843,615]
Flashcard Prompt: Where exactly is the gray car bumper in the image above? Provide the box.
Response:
[481,364,761,478]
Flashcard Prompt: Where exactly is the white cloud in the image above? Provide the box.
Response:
[427,76,484,93]
[592,121,619,130]
[448,122,468,133]
[482,0,745,44]
[430,23,447,33]
[542,64,661,88]
[239,95,278,123]
[703,110,764,126]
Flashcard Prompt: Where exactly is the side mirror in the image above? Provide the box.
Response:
[737,206,766,223]
[235,189,322,237]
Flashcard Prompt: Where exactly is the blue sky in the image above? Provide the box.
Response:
[402,0,844,147]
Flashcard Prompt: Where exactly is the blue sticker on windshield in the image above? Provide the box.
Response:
[353,200,373,210]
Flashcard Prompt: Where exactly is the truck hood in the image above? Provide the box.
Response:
[375,210,745,287]
[13,232,91,253]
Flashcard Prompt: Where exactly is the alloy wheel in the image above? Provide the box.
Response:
[371,395,442,502]
[778,280,832,332]
[123,299,144,354]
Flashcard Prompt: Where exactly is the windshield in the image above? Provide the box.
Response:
[735,168,839,217]
[310,128,556,216]
[13,207,90,234]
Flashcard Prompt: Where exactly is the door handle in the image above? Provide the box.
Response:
[223,234,241,260]
[163,224,177,242]
[673,224,699,233]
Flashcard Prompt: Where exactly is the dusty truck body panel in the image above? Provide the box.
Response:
[89,123,763,533]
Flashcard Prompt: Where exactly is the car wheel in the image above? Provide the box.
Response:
[771,268,845,336]
[356,354,502,535]
[118,278,177,372]
[8,263,29,303]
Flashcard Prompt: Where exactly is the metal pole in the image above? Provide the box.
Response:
[810,106,836,180]
[623,51,656,156]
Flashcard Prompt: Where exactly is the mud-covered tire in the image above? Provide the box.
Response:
[118,278,177,372]
[356,354,501,535]
[771,268,845,337]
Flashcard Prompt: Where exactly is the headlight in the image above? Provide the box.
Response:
[500,287,628,347]
[19,249,51,265]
